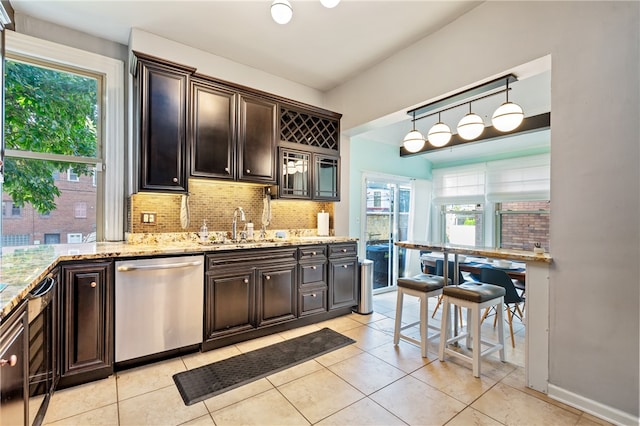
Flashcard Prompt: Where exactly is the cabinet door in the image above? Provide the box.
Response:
[191,80,236,180]
[238,95,277,183]
[60,262,113,381]
[139,60,189,192]
[328,258,358,310]
[0,305,28,426]
[205,269,256,339]
[313,154,340,200]
[280,149,311,199]
[257,263,297,327]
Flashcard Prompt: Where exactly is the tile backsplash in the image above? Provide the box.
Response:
[129,179,334,236]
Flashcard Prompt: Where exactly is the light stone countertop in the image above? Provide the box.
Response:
[0,235,357,322]
[395,240,552,263]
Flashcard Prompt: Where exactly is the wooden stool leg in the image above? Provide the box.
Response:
[472,305,481,378]
[497,299,506,361]
[507,305,515,348]
[419,294,427,357]
[431,294,443,318]
[438,297,450,361]
[393,289,404,346]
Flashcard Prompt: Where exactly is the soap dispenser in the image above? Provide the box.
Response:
[199,220,208,242]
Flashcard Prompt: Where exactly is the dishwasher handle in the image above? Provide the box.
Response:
[117,260,203,272]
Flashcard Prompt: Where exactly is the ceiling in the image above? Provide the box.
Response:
[9,0,550,165]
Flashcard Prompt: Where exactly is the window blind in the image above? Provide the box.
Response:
[432,164,486,204]
[486,154,550,202]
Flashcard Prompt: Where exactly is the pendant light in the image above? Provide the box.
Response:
[271,0,293,25]
[457,103,485,140]
[492,79,524,132]
[402,111,425,153]
[320,0,341,8]
[427,112,452,147]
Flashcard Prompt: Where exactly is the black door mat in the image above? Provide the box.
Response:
[173,327,355,405]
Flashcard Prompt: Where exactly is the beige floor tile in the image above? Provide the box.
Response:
[181,414,216,425]
[471,382,581,425]
[328,352,405,395]
[446,406,503,426]
[349,311,389,324]
[235,333,285,353]
[499,367,583,416]
[369,375,466,425]
[266,359,324,387]
[211,388,310,426]
[182,345,242,370]
[278,323,321,340]
[44,376,118,423]
[314,343,363,367]
[315,315,363,333]
[366,316,401,335]
[315,397,405,426]
[440,344,517,382]
[340,324,393,351]
[278,368,365,424]
[203,378,274,413]
[43,403,118,426]
[411,359,498,405]
[118,385,208,426]
[367,341,436,373]
[116,357,187,400]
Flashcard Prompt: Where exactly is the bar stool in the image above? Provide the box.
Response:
[438,283,506,377]
[393,274,446,357]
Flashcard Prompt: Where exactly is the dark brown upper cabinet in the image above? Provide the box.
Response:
[190,78,236,180]
[135,53,195,193]
[190,78,277,184]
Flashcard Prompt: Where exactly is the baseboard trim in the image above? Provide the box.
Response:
[547,384,639,426]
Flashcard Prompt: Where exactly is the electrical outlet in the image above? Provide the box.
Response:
[141,212,157,224]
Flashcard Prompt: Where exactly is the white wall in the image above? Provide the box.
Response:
[327,1,639,421]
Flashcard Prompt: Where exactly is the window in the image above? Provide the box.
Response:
[442,204,485,246]
[2,31,125,246]
[497,201,550,251]
[67,233,83,243]
[67,167,80,182]
[2,234,29,246]
[74,202,87,219]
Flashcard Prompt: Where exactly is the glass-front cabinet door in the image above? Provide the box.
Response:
[314,154,339,201]
[280,149,310,198]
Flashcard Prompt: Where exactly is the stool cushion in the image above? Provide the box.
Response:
[398,274,445,292]
[443,283,505,303]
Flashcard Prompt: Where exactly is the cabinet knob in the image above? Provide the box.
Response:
[90,281,97,288]
[244,278,249,284]
[265,275,271,280]
[246,169,251,174]
[0,354,17,367]
[224,167,230,173]
[172,177,178,183]
[311,251,316,256]
[341,248,347,253]
[311,293,317,298]
[342,264,348,268]
[311,266,317,270]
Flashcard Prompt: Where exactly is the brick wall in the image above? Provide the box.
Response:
[499,201,550,251]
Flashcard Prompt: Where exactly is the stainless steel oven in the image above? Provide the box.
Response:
[27,270,57,426]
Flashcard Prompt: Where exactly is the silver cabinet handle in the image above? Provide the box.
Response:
[0,355,17,367]
[246,169,251,174]
[172,177,178,183]
[311,293,317,298]
[342,264,348,268]
[90,281,97,288]
[224,167,230,173]
[244,278,249,284]
[117,261,203,272]
[311,251,316,256]
[265,275,271,280]
[341,248,347,253]
[311,266,317,270]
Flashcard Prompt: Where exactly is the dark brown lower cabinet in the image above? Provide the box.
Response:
[58,261,114,388]
[205,267,256,339]
[328,243,358,310]
[257,263,297,327]
[0,302,28,426]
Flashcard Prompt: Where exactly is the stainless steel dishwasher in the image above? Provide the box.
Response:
[115,255,204,362]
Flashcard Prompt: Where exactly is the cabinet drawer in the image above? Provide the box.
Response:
[328,243,357,258]
[299,285,327,317]
[299,245,327,260]
[300,262,326,285]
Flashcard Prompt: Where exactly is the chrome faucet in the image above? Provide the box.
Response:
[232,207,246,241]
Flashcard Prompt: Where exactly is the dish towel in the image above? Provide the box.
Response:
[261,194,271,227]
[180,194,190,229]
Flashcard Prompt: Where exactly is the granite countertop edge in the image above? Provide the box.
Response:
[0,236,358,322]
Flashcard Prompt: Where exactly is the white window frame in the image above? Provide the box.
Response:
[5,31,125,241]
[67,167,80,182]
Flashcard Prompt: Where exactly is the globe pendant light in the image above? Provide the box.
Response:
[402,111,425,153]
[492,79,524,132]
[457,103,485,140]
[320,0,341,8]
[427,112,452,147]
[271,0,293,25]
